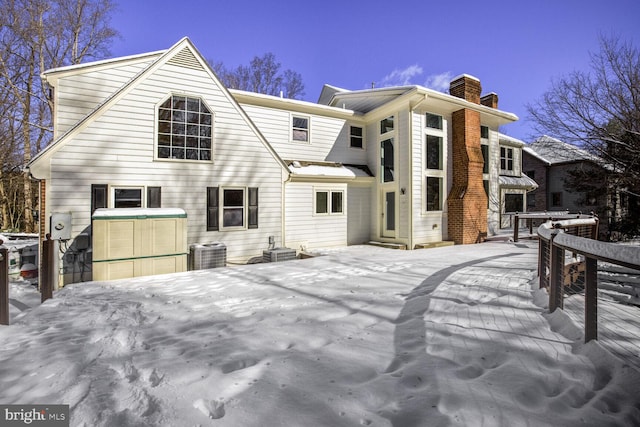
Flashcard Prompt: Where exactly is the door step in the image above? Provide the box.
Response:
[368,241,407,250]
[414,241,455,249]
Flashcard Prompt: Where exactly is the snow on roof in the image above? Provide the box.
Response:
[92,208,186,219]
[499,173,538,189]
[287,161,373,179]
[526,135,599,165]
[42,50,166,76]
[498,133,525,147]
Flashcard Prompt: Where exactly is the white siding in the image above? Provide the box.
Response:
[347,184,372,244]
[240,104,368,165]
[411,109,448,244]
[54,60,156,137]
[284,183,348,250]
[487,130,501,234]
[46,59,285,264]
[397,110,411,240]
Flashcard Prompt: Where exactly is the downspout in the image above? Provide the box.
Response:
[282,168,292,250]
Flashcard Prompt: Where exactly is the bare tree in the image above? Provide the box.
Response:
[0,0,117,232]
[527,35,640,238]
[212,53,306,100]
[527,35,640,180]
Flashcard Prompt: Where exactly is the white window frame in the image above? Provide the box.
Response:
[423,114,446,213]
[349,125,364,149]
[111,186,145,208]
[155,93,214,163]
[481,125,489,140]
[291,114,310,143]
[221,187,247,230]
[425,176,443,212]
[500,147,514,172]
[425,112,443,130]
[425,134,443,171]
[314,189,344,216]
[380,116,394,135]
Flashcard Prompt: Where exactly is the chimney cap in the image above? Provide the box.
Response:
[451,74,480,83]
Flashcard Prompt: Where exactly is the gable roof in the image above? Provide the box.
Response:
[41,50,166,81]
[321,84,518,127]
[523,135,600,165]
[27,37,289,177]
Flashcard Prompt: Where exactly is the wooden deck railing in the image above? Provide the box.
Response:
[511,211,594,242]
[537,218,640,342]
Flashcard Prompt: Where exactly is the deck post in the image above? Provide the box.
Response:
[41,236,54,303]
[584,256,598,342]
[0,245,8,325]
[548,228,564,312]
[538,238,548,289]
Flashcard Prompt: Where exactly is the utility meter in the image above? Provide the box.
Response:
[50,212,72,240]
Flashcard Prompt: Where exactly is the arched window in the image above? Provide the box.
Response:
[157,95,212,161]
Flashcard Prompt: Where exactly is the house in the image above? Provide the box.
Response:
[522,135,624,237]
[523,135,606,212]
[495,134,538,228]
[27,37,529,284]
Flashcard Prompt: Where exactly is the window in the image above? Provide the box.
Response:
[292,115,309,142]
[481,144,489,174]
[481,126,489,139]
[206,187,259,231]
[381,138,395,183]
[500,147,514,171]
[380,116,394,134]
[426,177,442,211]
[157,95,212,161]
[315,190,344,215]
[426,135,443,170]
[350,126,363,149]
[551,192,563,207]
[484,180,490,208]
[91,185,161,212]
[505,193,523,213]
[223,188,245,228]
[114,188,142,208]
[426,113,443,130]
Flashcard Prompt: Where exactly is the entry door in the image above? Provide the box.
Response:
[382,190,396,237]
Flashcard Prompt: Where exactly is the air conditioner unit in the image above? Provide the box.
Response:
[263,247,296,263]
[190,242,226,270]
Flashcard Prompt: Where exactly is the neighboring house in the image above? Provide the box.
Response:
[523,135,606,213]
[494,134,538,228]
[27,37,528,284]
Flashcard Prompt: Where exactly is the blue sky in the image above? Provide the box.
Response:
[109,0,640,142]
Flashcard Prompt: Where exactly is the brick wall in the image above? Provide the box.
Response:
[447,75,488,244]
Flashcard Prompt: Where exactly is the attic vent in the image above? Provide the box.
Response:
[168,47,203,70]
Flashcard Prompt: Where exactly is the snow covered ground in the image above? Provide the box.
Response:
[1,240,639,426]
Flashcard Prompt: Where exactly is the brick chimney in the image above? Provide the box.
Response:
[481,92,499,109]
[449,74,481,104]
[447,75,488,244]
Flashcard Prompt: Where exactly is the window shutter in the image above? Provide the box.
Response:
[147,187,161,208]
[91,184,108,215]
[248,187,259,229]
[207,187,219,231]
